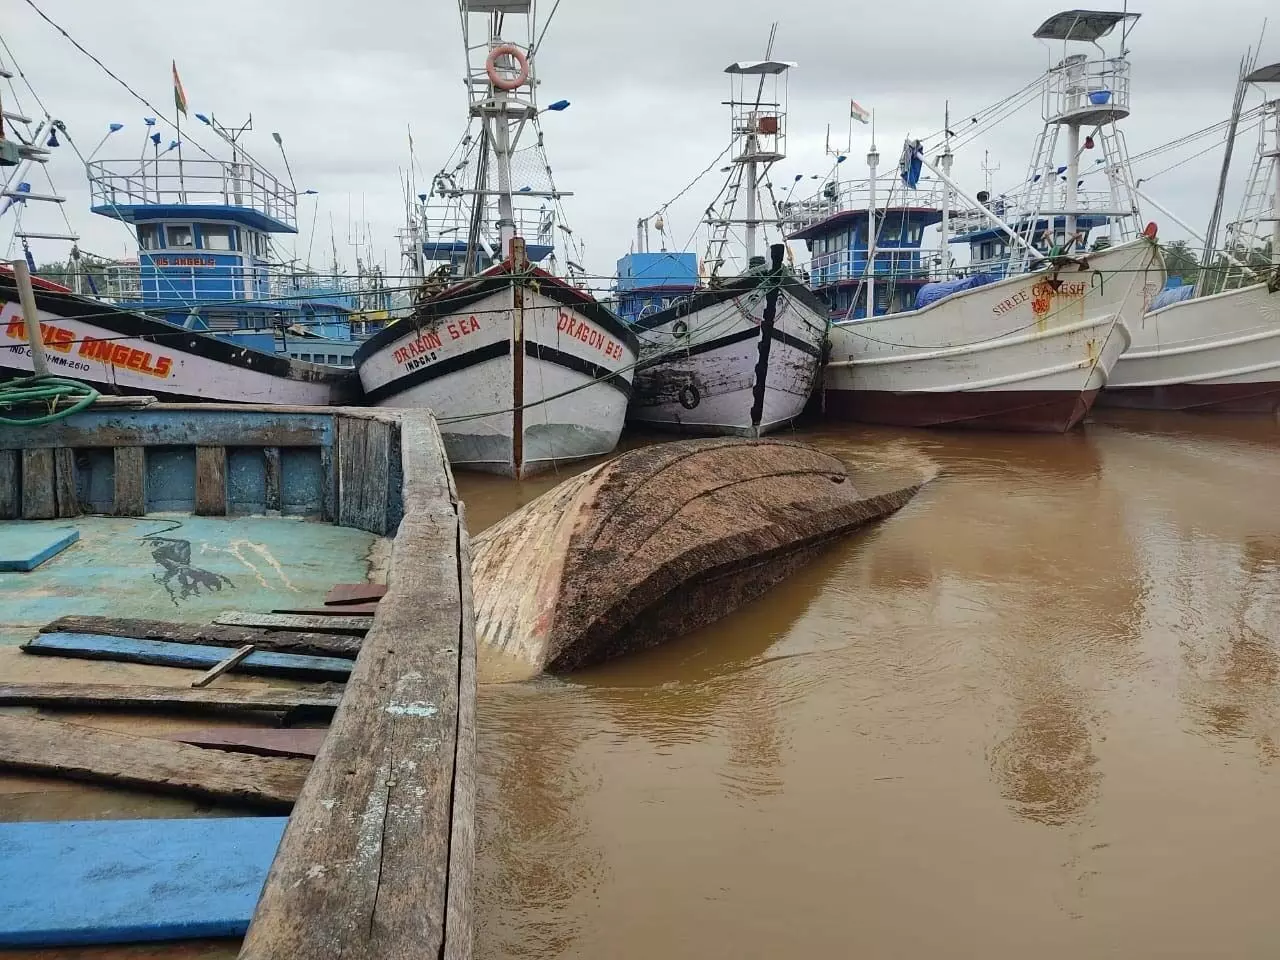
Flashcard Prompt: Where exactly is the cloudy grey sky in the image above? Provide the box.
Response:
[3,0,1276,284]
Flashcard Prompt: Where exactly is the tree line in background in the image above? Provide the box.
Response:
[1161,238,1276,293]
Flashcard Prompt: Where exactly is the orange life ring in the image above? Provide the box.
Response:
[486,44,529,91]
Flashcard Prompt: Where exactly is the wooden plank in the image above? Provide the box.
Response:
[0,681,340,719]
[20,448,55,519]
[23,633,353,682]
[194,445,227,516]
[215,611,373,635]
[320,443,336,522]
[325,582,388,606]
[264,445,282,513]
[242,412,472,959]
[0,527,79,571]
[0,449,19,519]
[271,603,381,617]
[112,445,146,516]
[337,414,392,535]
[42,615,362,659]
[0,715,309,810]
[52,447,78,517]
[191,643,256,687]
[165,727,327,759]
[0,409,334,450]
[0,817,286,947]
[444,514,478,960]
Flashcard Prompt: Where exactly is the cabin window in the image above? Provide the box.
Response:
[906,223,924,244]
[167,224,194,248]
[980,242,995,261]
[137,224,162,250]
[327,354,339,365]
[200,224,234,251]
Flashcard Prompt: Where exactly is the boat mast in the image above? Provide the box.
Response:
[939,101,954,276]
[866,117,878,318]
[1199,51,1255,292]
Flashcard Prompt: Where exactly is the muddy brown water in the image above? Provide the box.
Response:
[464,414,1280,960]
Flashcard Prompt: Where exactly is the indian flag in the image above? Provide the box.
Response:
[850,100,871,125]
[172,60,188,116]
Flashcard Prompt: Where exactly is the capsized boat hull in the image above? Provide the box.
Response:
[472,437,924,678]
[1100,280,1280,414]
[626,269,828,436]
[823,238,1163,432]
[0,278,347,405]
[355,263,639,478]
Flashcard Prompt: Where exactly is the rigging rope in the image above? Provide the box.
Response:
[0,374,98,426]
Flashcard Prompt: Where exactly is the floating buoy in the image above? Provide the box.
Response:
[486,44,529,91]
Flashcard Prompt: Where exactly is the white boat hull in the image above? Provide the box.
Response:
[355,272,638,478]
[0,284,339,405]
[824,238,1163,432]
[627,275,827,436]
[1101,281,1280,414]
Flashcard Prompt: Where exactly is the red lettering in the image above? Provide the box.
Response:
[5,318,25,340]
[447,323,460,340]
[154,356,172,378]
[557,311,571,332]
[125,348,146,371]
[111,344,131,366]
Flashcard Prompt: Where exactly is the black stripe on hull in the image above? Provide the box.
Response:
[362,339,512,405]
[0,278,347,389]
[524,342,633,398]
[362,338,634,406]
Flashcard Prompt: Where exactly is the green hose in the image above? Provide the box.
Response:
[0,374,100,426]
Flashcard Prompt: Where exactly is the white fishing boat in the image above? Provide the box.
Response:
[0,48,351,405]
[623,56,828,436]
[1103,60,1280,414]
[354,0,637,478]
[824,10,1164,432]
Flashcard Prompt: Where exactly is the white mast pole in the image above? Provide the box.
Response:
[866,110,878,318]
[1272,102,1280,268]
[940,101,953,275]
[745,153,759,262]
[1064,121,1081,246]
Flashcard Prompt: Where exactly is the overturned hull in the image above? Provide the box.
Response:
[472,437,923,679]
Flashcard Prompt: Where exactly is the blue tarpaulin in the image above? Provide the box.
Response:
[914,273,1001,310]
[1149,284,1195,311]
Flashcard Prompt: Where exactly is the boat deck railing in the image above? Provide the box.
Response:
[782,176,947,233]
[1045,55,1131,123]
[809,247,945,289]
[88,158,297,230]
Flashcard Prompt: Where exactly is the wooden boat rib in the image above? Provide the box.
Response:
[0,274,350,405]
[473,437,924,679]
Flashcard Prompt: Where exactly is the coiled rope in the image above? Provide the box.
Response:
[0,374,99,426]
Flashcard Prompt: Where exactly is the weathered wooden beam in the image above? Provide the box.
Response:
[52,447,78,518]
[112,446,146,516]
[325,583,388,606]
[23,633,352,682]
[337,414,393,535]
[194,445,228,516]
[42,615,362,659]
[271,604,381,616]
[264,445,282,514]
[191,643,256,687]
[0,715,309,810]
[165,727,327,759]
[214,612,373,635]
[0,681,340,719]
[0,410,334,450]
[242,412,473,959]
[20,448,55,519]
[0,449,19,519]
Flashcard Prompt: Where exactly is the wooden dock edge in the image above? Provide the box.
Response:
[240,410,476,959]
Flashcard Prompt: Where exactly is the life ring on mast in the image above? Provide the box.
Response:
[486,44,529,91]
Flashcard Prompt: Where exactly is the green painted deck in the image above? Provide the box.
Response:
[0,516,380,647]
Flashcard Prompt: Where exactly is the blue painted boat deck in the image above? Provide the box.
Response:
[0,516,379,647]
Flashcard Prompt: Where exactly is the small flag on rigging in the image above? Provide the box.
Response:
[172,61,188,116]
[850,100,871,125]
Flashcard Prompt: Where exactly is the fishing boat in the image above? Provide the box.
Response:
[823,10,1164,432]
[1102,60,1280,414]
[471,437,925,680]
[0,50,355,403]
[622,57,828,436]
[354,0,638,479]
